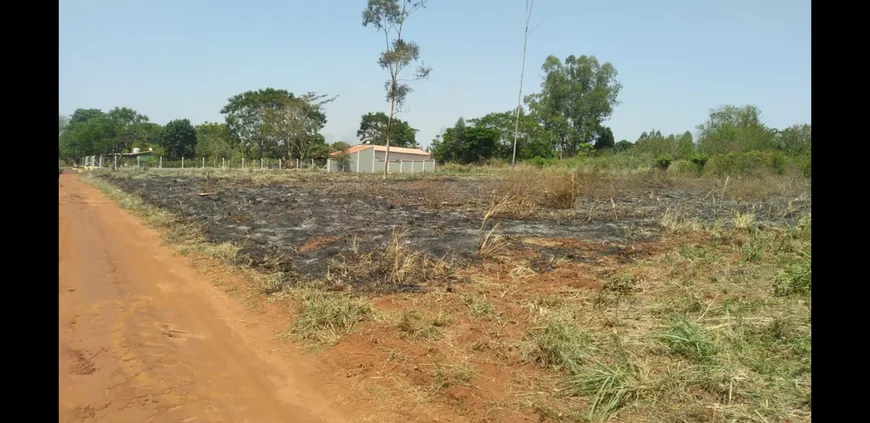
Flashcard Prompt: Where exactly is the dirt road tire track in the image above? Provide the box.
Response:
[59,173,355,423]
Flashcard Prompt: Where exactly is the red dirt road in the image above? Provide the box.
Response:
[58,174,356,423]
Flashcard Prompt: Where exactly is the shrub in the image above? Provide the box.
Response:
[669,159,696,174]
[654,154,673,170]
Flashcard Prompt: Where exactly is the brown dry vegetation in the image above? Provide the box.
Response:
[83,166,810,423]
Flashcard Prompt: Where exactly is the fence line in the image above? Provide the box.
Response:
[76,155,327,171]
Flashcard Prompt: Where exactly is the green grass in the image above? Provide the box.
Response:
[524,321,594,373]
[283,291,374,345]
[656,320,718,363]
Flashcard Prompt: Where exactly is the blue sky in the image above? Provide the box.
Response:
[59,0,811,148]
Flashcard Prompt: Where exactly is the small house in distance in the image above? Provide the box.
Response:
[328,144,436,173]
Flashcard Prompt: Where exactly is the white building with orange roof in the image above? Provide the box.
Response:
[327,144,436,173]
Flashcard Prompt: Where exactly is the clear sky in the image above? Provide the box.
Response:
[59,0,811,148]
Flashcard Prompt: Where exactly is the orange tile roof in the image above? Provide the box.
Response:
[330,144,430,157]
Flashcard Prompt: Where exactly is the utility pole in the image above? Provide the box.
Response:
[511,0,534,166]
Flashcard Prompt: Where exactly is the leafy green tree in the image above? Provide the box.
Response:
[432,118,499,164]
[357,112,418,147]
[614,140,633,152]
[160,119,198,160]
[106,107,150,159]
[469,110,554,160]
[330,141,351,152]
[593,126,615,150]
[696,105,777,155]
[220,88,296,159]
[308,134,332,162]
[261,92,335,161]
[635,130,695,159]
[59,109,114,163]
[525,54,622,157]
[139,122,164,145]
[362,0,432,176]
[195,122,237,160]
[68,108,104,127]
[777,123,811,155]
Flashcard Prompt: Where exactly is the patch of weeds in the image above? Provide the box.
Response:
[720,297,767,317]
[283,291,373,345]
[732,211,756,229]
[163,221,204,245]
[197,242,242,262]
[476,200,510,260]
[594,271,640,308]
[257,272,285,294]
[652,294,705,318]
[656,320,718,363]
[533,294,565,309]
[431,363,474,391]
[326,229,455,290]
[659,207,703,233]
[678,244,711,261]
[562,359,641,422]
[739,229,777,262]
[464,294,496,320]
[728,318,811,378]
[617,224,653,243]
[791,213,811,241]
[524,321,593,372]
[773,251,811,296]
[396,310,450,340]
[431,309,455,327]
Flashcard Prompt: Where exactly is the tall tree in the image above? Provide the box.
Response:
[59,110,116,164]
[68,108,104,127]
[261,92,335,161]
[511,0,535,166]
[139,122,164,146]
[59,109,113,164]
[357,112,418,147]
[195,122,237,160]
[593,126,615,150]
[160,119,198,160]
[525,55,622,157]
[106,107,149,169]
[362,0,432,177]
[220,88,296,159]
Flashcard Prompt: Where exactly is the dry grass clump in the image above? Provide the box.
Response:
[396,309,452,340]
[325,228,456,291]
[492,167,587,215]
[281,290,374,345]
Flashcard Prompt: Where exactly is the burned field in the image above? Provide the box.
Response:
[96,171,809,291]
[91,170,811,422]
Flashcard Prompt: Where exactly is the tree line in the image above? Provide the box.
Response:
[429,55,811,177]
[57,90,424,166]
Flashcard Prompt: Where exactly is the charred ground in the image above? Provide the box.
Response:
[96,170,808,291]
